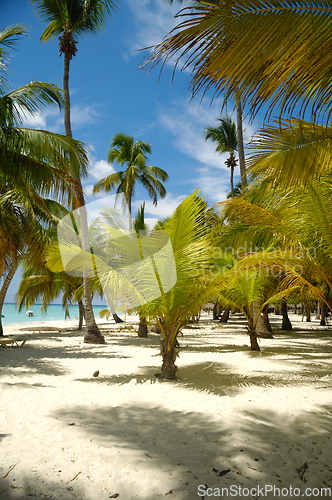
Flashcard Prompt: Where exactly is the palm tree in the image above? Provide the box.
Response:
[204,116,238,197]
[16,223,86,331]
[138,191,217,379]
[247,119,332,186]
[0,185,68,336]
[93,132,168,216]
[32,0,117,344]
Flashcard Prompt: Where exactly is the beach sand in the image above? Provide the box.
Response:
[0,313,332,499]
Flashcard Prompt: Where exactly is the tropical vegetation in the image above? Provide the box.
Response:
[0,25,89,336]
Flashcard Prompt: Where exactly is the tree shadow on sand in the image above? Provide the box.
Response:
[51,402,332,499]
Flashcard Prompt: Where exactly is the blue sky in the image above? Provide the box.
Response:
[2,0,260,302]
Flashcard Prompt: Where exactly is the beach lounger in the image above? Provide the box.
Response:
[0,337,27,348]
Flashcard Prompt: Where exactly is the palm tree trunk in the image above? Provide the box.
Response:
[161,337,177,379]
[138,314,148,337]
[63,52,73,138]
[249,327,260,350]
[78,299,85,330]
[262,304,273,336]
[305,303,311,322]
[254,302,273,338]
[281,299,292,330]
[320,300,326,326]
[220,306,231,323]
[213,300,221,320]
[63,51,104,344]
[0,246,17,337]
[230,164,234,197]
[236,100,247,189]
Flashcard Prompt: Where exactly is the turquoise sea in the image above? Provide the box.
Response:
[1,303,108,327]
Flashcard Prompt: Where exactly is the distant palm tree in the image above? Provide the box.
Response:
[32,0,117,344]
[204,116,238,198]
[93,132,168,216]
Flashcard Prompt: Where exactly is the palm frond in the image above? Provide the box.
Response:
[142,0,332,122]
[248,119,332,185]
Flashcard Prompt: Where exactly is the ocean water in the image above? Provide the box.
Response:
[1,303,108,327]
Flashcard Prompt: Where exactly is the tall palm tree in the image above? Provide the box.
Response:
[204,116,238,197]
[32,0,117,344]
[93,132,168,216]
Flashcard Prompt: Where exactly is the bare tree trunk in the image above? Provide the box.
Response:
[236,100,247,189]
[63,52,104,344]
[281,299,292,330]
[230,165,234,198]
[0,246,17,337]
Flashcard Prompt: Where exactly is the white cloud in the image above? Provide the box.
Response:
[89,159,115,181]
[125,0,180,53]
[157,98,259,203]
[20,103,99,133]
[134,193,186,220]
[70,105,99,127]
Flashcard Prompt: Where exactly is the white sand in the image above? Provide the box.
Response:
[1,313,332,499]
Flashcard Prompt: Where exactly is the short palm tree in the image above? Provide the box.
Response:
[33,0,117,344]
[93,132,169,216]
[218,175,332,323]
[16,224,86,331]
[204,116,238,197]
[138,191,217,379]
[0,185,68,336]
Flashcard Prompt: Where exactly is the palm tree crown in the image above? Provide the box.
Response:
[93,132,169,215]
[143,0,332,123]
[204,116,238,197]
